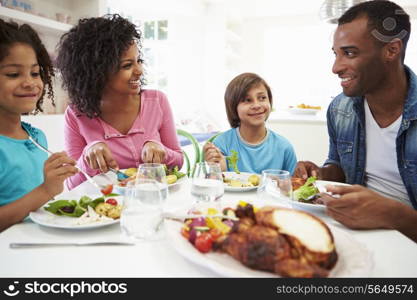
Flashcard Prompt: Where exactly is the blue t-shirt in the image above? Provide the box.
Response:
[213,128,297,175]
[0,122,48,206]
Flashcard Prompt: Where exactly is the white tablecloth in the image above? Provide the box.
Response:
[1,177,416,277]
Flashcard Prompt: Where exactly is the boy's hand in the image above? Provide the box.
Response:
[203,142,224,164]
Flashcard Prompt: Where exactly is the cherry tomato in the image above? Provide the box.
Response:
[195,232,213,253]
[101,184,113,195]
[105,198,118,206]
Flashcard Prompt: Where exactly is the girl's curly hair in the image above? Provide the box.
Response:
[0,19,55,114]
[56,14,144,118]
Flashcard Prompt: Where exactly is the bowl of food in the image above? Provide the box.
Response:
[288,104,321,115]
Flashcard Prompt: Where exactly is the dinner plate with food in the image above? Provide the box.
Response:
[222,172,260,192]
[288,104,321,115]
[29,192,123,230]
[290,177,351,213]
[165,200,373,277]
[113,166,187,194]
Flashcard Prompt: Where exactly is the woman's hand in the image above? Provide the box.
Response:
[141,141,166,163]
[40,152,78,198]
[85,142,119,173]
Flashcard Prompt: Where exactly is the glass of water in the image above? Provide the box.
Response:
[257,169,293,205]
[191,162,224,211]
[121,179,165,241]
[136,163,168,202]
[120,163,168,241]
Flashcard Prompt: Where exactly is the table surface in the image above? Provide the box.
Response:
[1,177,416,278]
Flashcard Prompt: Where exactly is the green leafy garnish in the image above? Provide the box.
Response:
[293,176,319,202]
[226,150,240,174]
[171,166,186,179]
[44,196,105,218]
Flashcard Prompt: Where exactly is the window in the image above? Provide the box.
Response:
[142,20,169,92]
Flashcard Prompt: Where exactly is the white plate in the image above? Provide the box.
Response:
[289,180,351,213]
[288,107,321,115]
[29,194,123,230]
[165,203,373,277]
[223,172,259,192]
[114,176,187,195]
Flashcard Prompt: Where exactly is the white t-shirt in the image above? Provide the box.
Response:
[364,100,410,206]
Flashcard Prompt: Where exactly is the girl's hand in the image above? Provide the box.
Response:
[85,142,118,173]
[142,141,166,163]
[40,152,78,198]
[203,142,226,170]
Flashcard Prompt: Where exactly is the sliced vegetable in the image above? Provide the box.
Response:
[100,184,113,195]
[105,198,118,206]
[189,217,206,228]
[195,233,213,253]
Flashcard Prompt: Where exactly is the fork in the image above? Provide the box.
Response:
[28,136,105,190]
[109,167,129,180]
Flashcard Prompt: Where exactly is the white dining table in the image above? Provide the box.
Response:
[0,177,416,278]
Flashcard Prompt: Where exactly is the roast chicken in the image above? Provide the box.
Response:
[214,205,337,278]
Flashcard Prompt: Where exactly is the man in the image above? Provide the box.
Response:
[295,0,417,242]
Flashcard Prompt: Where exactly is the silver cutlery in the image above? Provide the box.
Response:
[162,212,238,221]
[28,136,105,190]
[10,242,135,248]
[109,167,129,180]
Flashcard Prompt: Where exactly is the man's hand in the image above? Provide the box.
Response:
[294,161,320,179]
[85,142,118,173]
[318,185,397,229]
[141,141,166,163]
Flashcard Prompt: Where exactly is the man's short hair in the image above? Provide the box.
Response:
[338,0,411,62]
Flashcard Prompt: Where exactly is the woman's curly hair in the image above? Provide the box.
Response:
[0,19,55,114]
[56,14,144,118]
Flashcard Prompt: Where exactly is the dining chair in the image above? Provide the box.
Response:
[176,129,201,177]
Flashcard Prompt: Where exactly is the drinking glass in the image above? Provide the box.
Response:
[257,169,293,205]
[136,163,169,202]
[190,162,224,211]
[120,179,165,241]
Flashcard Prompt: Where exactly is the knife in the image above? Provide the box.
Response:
[9,242,135,248]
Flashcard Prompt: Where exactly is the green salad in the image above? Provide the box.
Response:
[226,150,240,174]
[293,176,319,202]
[44,194,118,218]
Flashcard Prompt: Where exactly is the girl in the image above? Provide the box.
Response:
[0,20,78,232]
[203,73,297,174]
[56,15,183,189]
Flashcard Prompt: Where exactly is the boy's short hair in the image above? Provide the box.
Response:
[224,73,273,128]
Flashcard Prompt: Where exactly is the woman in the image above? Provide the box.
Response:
[56,14,182,189]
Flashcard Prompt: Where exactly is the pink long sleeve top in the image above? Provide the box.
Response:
[64,89,183,189]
